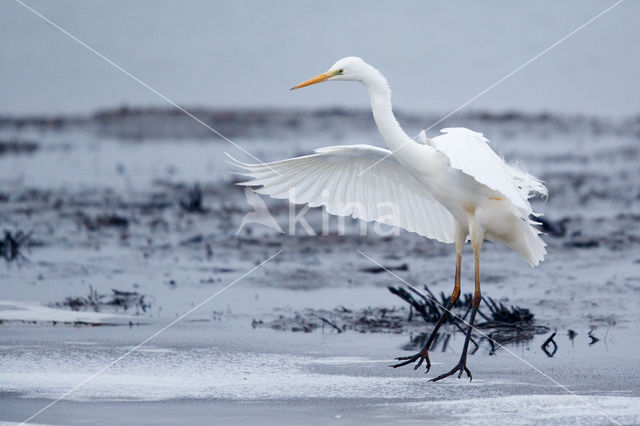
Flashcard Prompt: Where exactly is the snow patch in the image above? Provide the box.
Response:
[0,300,132,325]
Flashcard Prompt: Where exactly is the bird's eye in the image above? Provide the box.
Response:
[339,69,344,74]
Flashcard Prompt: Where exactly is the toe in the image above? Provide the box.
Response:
[413,357,425,370]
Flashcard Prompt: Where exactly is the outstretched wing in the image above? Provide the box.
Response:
[228,144,455,243]
[431,128,546,216]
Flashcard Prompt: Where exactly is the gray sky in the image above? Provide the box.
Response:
[1,0,638,116]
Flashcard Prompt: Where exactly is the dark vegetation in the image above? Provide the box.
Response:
[390,284,549,353]
[76,212,129,231]
[54,286,151,314]
[541,331,558,357]
[254,283,549,355]
[252,306,408,334]
[360,263,409,274]
[0,139,38,155]
[0,230,31,262]
[388,284,537,327]
[179,183,207,213]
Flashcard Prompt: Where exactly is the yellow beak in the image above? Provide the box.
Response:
[290,71,333,90]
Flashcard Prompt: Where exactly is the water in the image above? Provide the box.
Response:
[1,107,639,424]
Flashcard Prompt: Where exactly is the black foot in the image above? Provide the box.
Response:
[390,348,431,372]
[430,361,472,382]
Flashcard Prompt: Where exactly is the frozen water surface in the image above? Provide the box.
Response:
[1,322,640,425]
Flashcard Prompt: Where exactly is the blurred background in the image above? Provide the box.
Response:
[2,0,639,116]
[1,1,640,424]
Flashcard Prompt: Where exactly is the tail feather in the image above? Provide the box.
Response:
[509,220,547,267]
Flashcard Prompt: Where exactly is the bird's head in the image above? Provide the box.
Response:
[290,57,372,90]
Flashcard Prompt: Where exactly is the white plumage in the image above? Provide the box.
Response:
[230,57,548,381]
[430,128,536,215]
[230,144,455,243]
[231,126,546,266]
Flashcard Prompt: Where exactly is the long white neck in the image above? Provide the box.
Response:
[361,69,414,152]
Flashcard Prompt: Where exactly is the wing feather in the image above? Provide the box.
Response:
[431,128,546,216]
[228,145,455,243]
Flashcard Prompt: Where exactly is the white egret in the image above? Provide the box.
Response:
[230,57,547,381]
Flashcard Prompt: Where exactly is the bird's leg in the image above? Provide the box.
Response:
[391,253,461,372]
[431,240,482,382]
